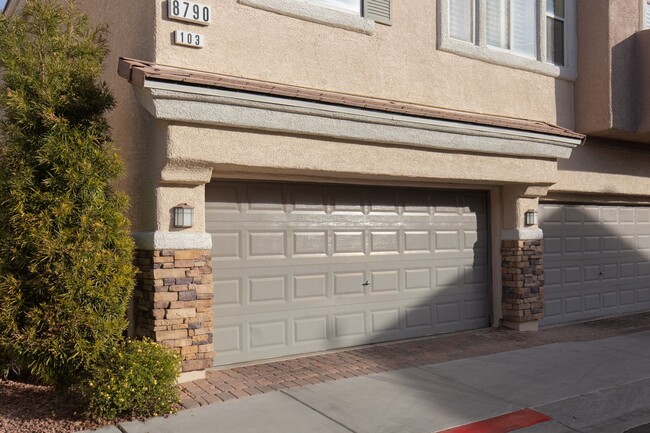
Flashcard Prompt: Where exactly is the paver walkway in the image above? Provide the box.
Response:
[178,312,650,410]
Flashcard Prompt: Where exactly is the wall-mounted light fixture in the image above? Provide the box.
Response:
[173,203,194,228]
[524,209,538,226]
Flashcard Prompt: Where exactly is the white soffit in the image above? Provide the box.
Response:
[135,80,582,160]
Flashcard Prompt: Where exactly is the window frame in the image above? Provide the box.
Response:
[485,0,540,59]
[438,0,577,81]
[308,0,361,15]
[642,0,650,29]
[449,0,477,44]
[237,0,391,35]
[545,0,566,66]
[486,0,511,51]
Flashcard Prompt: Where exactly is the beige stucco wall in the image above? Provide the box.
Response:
[74,0,160,232]
[638,29,650,134]
[575,0,644,137]
[156,124,558,233]
[550,138,650,198]
[154,0,574,128]
[3,0,578,131]
[167,125,558,187]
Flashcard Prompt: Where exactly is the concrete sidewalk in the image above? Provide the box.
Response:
[86,326,650,433]
[176,312,650,410]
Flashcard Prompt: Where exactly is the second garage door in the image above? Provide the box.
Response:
[540,203,650,326]
[207,181,489,366]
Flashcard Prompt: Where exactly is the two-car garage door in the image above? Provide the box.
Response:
[207,181,490,366]
[540,203,650,326]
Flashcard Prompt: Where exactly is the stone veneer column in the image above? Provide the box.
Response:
[134,249,214,378]
[501,239,544,330]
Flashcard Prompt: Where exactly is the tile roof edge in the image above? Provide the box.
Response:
[117,57,585,141]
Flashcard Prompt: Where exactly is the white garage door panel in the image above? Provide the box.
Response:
[208,182,489,366]
[540,204,650,326]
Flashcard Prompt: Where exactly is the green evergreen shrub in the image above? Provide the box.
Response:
[0,0,136,387]
[0,347,20,379]
[80,338,181,421]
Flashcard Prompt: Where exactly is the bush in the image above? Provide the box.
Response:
[0,1,136,387]
[80,338,181,421]
[0,347,20,379]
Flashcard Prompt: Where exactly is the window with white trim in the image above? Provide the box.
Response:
[645,0,650,28]
[439,0,577,79]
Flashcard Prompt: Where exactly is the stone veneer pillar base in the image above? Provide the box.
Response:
[134,249,214,373]
[501,239,544,329]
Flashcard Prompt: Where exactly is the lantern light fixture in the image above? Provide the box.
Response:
[524,209,538,226]
[173,203,194,228]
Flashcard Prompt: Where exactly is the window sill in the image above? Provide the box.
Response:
[238,0,375,35]
[438,37,577,81]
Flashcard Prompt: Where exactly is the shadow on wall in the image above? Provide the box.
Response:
[611,32,640,134]
[555,137,650,179]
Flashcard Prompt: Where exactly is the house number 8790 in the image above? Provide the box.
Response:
[168,0,211,25]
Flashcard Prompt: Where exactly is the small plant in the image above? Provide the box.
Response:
[80,338,181,421]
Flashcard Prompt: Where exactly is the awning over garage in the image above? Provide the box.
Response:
[117,57,584,162]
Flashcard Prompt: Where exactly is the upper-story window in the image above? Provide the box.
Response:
[645,0,650,28]
[439,0,577,80]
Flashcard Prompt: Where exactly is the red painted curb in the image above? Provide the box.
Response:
[436,409,552,433]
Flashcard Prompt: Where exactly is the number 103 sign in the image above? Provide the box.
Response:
[168,0,211,25]
[174,30,205,48]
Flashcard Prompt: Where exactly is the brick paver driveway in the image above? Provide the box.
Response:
[178,312,650,409]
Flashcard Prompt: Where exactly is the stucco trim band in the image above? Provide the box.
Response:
[237,0,375,35]
[135,85,581,160]
[501,228,544,240]
[133,232,213,250]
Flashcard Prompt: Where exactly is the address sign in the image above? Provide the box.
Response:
[168,0,211,25]
[174,30,205,48]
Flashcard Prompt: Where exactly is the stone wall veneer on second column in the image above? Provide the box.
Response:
[501,239,545,324]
